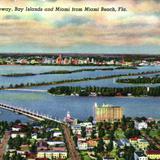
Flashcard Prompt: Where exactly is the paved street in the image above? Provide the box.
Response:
[142,132,160,149]
[0,131,10,160]
[62,124,81,160]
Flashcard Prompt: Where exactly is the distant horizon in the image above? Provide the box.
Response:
[0,52,160,57]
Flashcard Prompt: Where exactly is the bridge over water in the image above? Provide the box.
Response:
[0,103,62,124]
[0,102,81,160]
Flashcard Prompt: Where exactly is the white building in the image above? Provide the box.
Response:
[77,139,88,150]
[47,141,65,147]
[71,124,81,135]
[135,121,148,130]
[134,151,148,160]
[53,131,62,137]
[11,132,26,138]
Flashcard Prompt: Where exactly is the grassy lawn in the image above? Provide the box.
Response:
[114,129,125,139]
[110,148,119,159]
[80,151,92,160]
[149,129,160,138]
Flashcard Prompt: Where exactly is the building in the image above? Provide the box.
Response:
[103,157,115,160]
[114,139,130,149]
[56,54,63,64]
[11,132,26,138]
[137,139,149,150]
[135,121,148,130]
[94,103,123,122]
[77,138,88,150]
[64,111,74,124]
[37,150,67,159]
[134,151,148,160]
[146,150,160,160]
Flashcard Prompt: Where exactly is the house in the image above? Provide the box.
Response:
[79,122,93,129]
[37,150,67,159]
[134,151,148,160]
[146,150,160,160]
[103,157,115,160]
[135,121,148,130]
[120,139,130,147]
[12,124,26,132]
[87,139,98,149]
[31,133,38,140]
[16,150,26,158]
[77,138,88,150]
[129,137,139,144]
[53,131,62,137]
[47,141,65,147]
[137,139,149,150]
[113,139,130,149]
[11,132,26,138]
[71,124,81,135]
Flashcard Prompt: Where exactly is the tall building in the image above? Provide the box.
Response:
[94,103,123,122]
[56,54,63,64]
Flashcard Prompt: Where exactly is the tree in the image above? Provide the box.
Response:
[87,116,93,123]
[73,135,78,146]
[98,128,105,138]
[3,152,10,160]
[30,142,37,153]
[97,139,105,153]
[81,126,86,138]
[91,129,96,139]
[106,140,113,152]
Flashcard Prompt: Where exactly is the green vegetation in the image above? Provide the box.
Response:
[0,121,9,139]
[117,76,160,84]
[48,85,160,97]
[80,151,92,160]
[2,73,35,77]
[115,66,137,69]
[3,119,63,160]
[3,152,26,160]
[90,116,139,159]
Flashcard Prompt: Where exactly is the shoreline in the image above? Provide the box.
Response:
[0,66,138,77]
[1,70,160,90]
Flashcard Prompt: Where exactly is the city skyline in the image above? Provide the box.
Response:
[0,0,159,54]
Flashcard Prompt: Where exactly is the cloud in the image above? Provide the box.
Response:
[0,0,159,54]
[54,16,93,27]
[3,15,20,20]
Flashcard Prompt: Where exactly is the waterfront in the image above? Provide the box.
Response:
[0,65,160,122]
[0,90,160,121]
[1,65,160,88]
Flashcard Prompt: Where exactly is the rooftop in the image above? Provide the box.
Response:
[135,151,147,157]
[146,150,160,155]
[94,103,121,108]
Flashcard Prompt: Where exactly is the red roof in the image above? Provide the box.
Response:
[50,147,66,152]
[147,150,160,155]
[130,137,139,141]
[13,124,26,129]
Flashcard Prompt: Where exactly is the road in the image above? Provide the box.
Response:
[62,124,81,160]
[0,131,10,160]
[142,132,160,149]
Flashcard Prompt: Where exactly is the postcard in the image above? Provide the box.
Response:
[0,0,159,160]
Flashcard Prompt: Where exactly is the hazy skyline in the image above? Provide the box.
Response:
[0,0,159,54]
